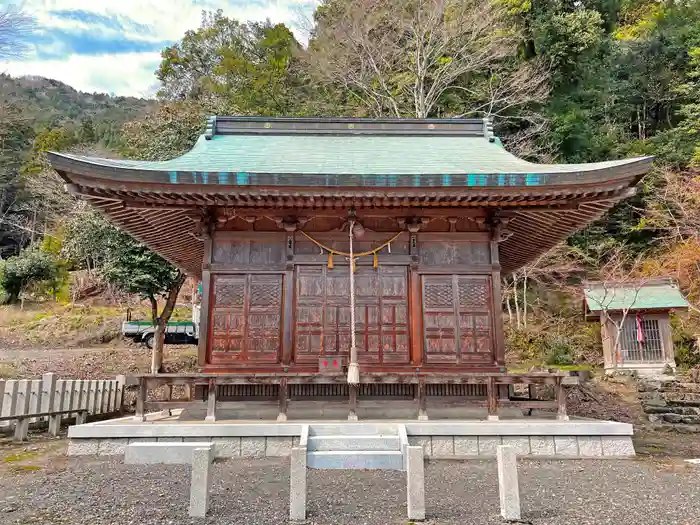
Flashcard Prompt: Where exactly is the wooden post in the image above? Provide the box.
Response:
[134,377,146,422]
[277,378,288,422]
[348,384,358,421]
[205,377,217,422]
[556,377,569,421]
[115,375,126,415]
[417,379,428,421]
[487,376,498,421]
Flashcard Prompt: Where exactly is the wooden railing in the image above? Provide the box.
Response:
[0,374,126,441]
[129,372,573,423]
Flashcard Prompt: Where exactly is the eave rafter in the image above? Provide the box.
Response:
[74,177,637,277]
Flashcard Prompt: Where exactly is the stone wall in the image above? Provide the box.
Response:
[639,376,700,431]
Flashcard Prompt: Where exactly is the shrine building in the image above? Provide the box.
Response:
[48,117,652,380]
[54,117,651,463]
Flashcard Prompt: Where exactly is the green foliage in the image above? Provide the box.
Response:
[0,249,61,303]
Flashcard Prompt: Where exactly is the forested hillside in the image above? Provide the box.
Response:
[1,0,699,368]
[0,74,153,255]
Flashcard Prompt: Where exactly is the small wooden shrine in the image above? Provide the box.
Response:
[49,117,652,382]
[584,278,688,374]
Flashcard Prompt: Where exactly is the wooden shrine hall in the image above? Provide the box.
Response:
[48,117,653,420]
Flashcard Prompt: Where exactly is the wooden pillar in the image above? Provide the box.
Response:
[134,377,146,422]
[198,228,213,369]
[408,233,423,367]
[282,232,295,366]
[205,377,217,422]
[556,377,569,421]
[490,239,505,368]
[487,376,499,421]
[348,384,358,421]
[277,378,289,422]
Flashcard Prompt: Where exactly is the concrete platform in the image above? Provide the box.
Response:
[67,406,635,459]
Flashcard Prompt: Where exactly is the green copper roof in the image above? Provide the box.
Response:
[48,116,653,189]
[54,134,648,176]
[584,279,689,312]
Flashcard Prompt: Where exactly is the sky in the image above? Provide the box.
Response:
[1,0,319,97]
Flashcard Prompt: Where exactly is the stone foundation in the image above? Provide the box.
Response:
[66,419,635,459]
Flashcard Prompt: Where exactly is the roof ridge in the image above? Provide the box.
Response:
[208,115,490,138]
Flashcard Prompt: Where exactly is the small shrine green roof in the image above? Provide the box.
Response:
[48,116,652,188]
[584,279,690,313]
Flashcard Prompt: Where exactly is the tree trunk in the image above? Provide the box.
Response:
[150,272,187,374]
[523,272,528,328]
[513,276,521,328]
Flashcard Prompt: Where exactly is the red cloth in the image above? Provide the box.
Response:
[636,313,645,344]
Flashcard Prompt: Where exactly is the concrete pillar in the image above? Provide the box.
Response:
[14,380,31,442]
[205,379,217,422]
[289,447,307,521]
[406,445,425,521]
[48,381,66,436]
[41,373,57,424]
[189,446,214,517]
[497,445,521,521]
[115,375,126,415]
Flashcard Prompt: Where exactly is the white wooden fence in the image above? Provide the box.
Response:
[0,373,125,441]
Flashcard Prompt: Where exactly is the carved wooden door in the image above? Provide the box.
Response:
[209,274,283,364]
[295,265,409,365]
[422,275,493,364]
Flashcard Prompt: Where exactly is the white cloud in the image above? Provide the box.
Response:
[2,52,162,97]
[1,0,319,96]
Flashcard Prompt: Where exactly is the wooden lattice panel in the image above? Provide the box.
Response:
[422,275,494,364]
[209,274,283,364]
[294,265,409,364]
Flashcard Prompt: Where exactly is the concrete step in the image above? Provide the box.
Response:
[307,450,403,470]
[308,435,400,451]
[308,423,398,436]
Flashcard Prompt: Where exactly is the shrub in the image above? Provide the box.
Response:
[0,250,61,303]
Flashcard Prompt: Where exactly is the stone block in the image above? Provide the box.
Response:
[601,436,635,457]
[577,437,603,457]
[213,438,240,458]
[662,413,683,423]
[454,437,479,456]
[478,436,502,456]
[681,415,700,424]
[431,436,454,457]
[127,438,156,444]
[497,446,520,521]
[644,405,671,414]
[647,414,662,424]
[241,437,266,458]
[189,446,213,518]
[554,436,579,456]
[292,436,300,447]
[529,436,555,456]
[266,437,293,457]
[501,437,530,456]
[408,436,431,457]
[67,439,99,456]
[125,442,213,464]
[97,439,127,455]
[290,447,307,521]
[158,437,184,443]
[406,446,425,521]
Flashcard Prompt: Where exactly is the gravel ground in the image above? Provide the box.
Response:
[1,455,699,525]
